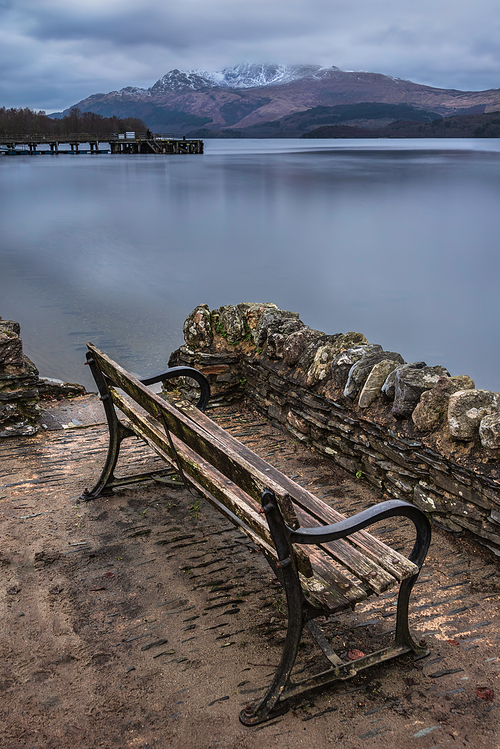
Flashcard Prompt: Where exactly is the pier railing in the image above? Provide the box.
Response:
[0,132,180,143]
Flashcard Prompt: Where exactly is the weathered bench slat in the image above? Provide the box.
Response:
[294,507,398,595]
[91,345,415,588]
[300,545,370,601]
[300,567,368,611]
[111,390,316,578]
[169,406,417,584]
[183,406,418,582]
[90,346,301,529]
[113,393,276,540]
[112,385,404,596]
[113,391,368,609]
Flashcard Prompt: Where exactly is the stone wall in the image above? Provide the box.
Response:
[0,319,41,437]
[168,303,500,556]
[0,318,85,437]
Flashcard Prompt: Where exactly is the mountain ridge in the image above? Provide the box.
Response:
[52,63,500,136]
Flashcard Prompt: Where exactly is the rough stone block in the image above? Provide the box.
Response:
[476,540,500,557]
[299,390,330,410]
[216,372,241,384]
[392,365,450,419]
[430,515,464,533]
[358,461,385,487]
[218,304,247,343]
[429,468,475,504]
[0,420,38,437]
[471,480,500,509]
[412,375,475,432]
[453,516,500,549]
[319,445,339,457]
[326,433,343,450]
[200,364,231,376]
[384,484,405,499]
[450,469,472,486]
[283,327,325,367]
[334,454,362,473]
[269,374,286,389]
[450,499,485,522]
[344,350,405,401]
[0,329,24,371]
[0,402,19,426]
[490,509,500,525]
[413,483,445,513]
[385,472,414,495]
[286,410,310,434]
[286,425,310,442]
[301,409,328,427]
[238,303,278,333]
[0,320,20,336]
[306,344,337,387]
[448,389,500,441]
[359,359,401,408]
[183,304,213,349]
[331,344,381,390]
[381,361,427,400]
[310,426,327,443]
[479,412,500,449]
[0,400,38,437]
[267,402,285,422]
[253,308,301,348]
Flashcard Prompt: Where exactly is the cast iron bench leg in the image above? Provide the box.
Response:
[80,356,210,501]
[240,490,310,726]
[395,575,428,656]
[80,351,136,500]
[240,490,431,725]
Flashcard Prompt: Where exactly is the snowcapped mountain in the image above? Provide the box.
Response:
[149,64,338,94]
[193,63,339,89]
[56,63,500,136]
[150,70,214,94]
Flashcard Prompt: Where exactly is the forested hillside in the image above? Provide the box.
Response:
[0,107,146,136]
[302,110,500,138]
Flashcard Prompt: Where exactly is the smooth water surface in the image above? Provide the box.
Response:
[1,138,500,392]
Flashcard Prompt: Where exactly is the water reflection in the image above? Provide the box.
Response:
[1,139,499,391]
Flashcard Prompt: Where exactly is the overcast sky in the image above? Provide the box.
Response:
[2,0,500,112]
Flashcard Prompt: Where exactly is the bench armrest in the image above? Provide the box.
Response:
[139,366,210,412]
[263,493,430,569]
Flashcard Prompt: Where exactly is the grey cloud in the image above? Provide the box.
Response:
[10,1,323,47]
[2,0,500,110]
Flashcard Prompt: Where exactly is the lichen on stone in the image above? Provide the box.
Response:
[183,303,213,349]
[448,389,500,441]
[412,375,475,432]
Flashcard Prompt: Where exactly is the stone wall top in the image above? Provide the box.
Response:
[173,303,500,475]
[168,302,500,555]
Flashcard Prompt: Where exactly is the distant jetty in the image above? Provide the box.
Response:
[0,132,203,155]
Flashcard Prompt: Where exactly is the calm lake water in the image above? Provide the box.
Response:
[1,138,500,392]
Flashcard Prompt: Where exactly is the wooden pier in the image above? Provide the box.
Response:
[0,132,203,155]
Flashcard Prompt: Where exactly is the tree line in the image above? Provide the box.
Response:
[0,107,147,136]
[302,110,500,139]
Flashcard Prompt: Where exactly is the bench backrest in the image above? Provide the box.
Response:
[87,344,313,572]
[88,344,419,607]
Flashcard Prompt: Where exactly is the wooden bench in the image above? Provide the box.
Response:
[82,344,431,726]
